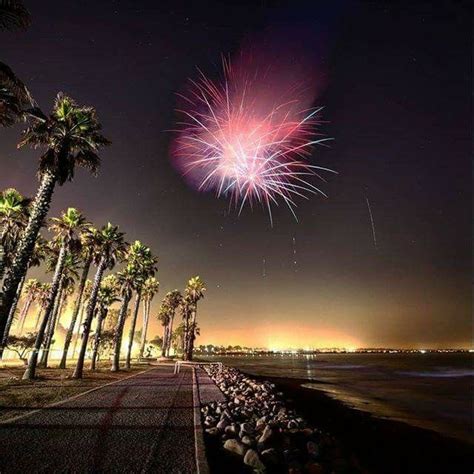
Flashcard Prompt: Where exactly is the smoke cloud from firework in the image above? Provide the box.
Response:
[171,44,334,222]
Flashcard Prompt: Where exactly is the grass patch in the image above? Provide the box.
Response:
[0,361,150,421]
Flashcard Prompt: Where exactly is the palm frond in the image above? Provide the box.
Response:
[0,0,31,31]
[75,150,101,176]
[0,60,36,126]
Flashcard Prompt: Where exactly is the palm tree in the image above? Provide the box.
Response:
[16,278,41,333]
[165,290,182,357]
[0,188,30,284]
[111,263,136,372]
[55,278,75,331]
[179,295,193,355]
[73,223,126,379]
[39,251,79,368]
[184,276,206,361]
[59,224,98,368]
[0,94,110,341]
[139,277,159,359]
[71,279,92,358]
[34,282,50,330]
[90,274,119,370]
[0,235,46,358]
[124,242,158,369]
[172,323,186,356]
[158,301,171,358]
[22,208,86,379]
[0,1,31,32]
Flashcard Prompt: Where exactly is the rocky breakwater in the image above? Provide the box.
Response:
[202,365,350,473]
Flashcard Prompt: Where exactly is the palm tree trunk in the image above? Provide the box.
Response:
[182,313,189,357]
[167,311,175,357]
[111,292,131,372]
[0,170,56,340]
[71,302,86,359]
[161,324,168,357]
[34,307,43,330]
[0,274,25,358]
[59,252,91,368]
[0,243,5,286]
[22,243,66,380]
[0,230,7,306]
[54,293,66,332]
[139,300,149,359]
[91,306,107,370]
[18,295,33,334]
[185,308,197,361]
[125,291,141,369]
[39,282,63,368]
[72,256,107,379]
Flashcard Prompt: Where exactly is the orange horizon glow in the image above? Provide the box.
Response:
[14,300,472,355]
[194,322,362,349]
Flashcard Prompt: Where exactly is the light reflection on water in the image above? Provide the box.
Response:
[202,353,473,444]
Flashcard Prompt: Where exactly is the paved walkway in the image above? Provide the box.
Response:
[0,365,200,473]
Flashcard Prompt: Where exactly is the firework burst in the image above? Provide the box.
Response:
[172,58,334,223]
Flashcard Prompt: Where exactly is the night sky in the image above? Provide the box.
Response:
[1,1,471,348]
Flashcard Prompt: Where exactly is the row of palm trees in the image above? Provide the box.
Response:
[0,1,207,379]
[157,276,206,361]
[0,188,207,378]
[0,194,157,375]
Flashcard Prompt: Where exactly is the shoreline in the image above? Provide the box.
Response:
[201,365,472,473]
[250,373,473,473]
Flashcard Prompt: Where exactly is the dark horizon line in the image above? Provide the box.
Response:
[195,346,473,352]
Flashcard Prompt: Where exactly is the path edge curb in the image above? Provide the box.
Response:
[193,367,210,474]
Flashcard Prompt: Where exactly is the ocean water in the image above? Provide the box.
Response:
[202,353,473,443]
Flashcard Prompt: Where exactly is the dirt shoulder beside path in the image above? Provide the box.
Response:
[0,361,149,421]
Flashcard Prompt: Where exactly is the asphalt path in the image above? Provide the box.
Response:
[0,365,197,473]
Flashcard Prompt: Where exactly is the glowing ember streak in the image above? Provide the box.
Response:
[172,58,335,222]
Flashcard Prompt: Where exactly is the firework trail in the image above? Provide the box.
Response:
[292,236,298,272]
[172,58,335,223]
[365,196,378,250]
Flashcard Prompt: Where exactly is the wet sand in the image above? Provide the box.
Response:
[258,374,473,474]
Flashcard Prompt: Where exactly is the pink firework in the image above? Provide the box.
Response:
[172,58,334,222]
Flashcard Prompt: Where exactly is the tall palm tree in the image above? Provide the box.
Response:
[55,278,75,331]
[90,274,119,370]
[59,224,98,368]
[165,290,182,357]
[34,282,50,330]
[17,278,41,333]
[39,252,79,368]
[184,276,206,361]
[0,235,46,358]
[0,188,30,284]
[180,295,193,355]
[111,263,136,372]
[71,279,92,358]
[22,208,86,379]
[124,242,158,369]
[158,301,171,358]
[0,94,110,341]
[139,277,159,359]
[172,322,186,356]
[73,223,126,379]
